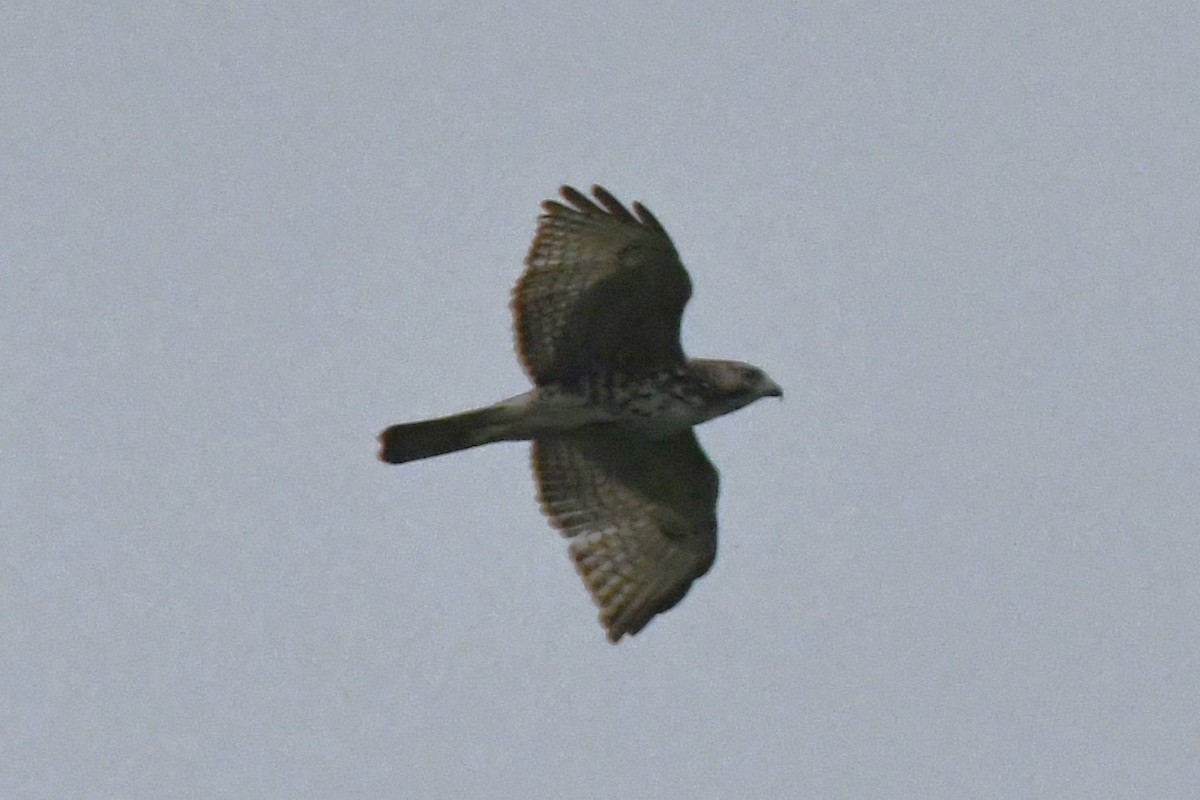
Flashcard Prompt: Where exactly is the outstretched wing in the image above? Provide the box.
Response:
[531,430,719,642]
[513,185,692,385]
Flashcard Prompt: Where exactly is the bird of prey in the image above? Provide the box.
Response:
[379,185,781,642]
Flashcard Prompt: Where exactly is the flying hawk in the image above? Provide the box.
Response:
[379,186,781,642]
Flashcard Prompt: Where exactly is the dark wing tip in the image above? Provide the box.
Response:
[548,185,643,226]
[558,185,600,214]
[631,201,665,232]
[589,185,638,224]
[568,546,657,645]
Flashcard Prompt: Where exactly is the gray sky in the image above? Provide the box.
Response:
[4,4,1199,797]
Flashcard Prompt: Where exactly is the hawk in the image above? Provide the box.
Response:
[379,186,781,642]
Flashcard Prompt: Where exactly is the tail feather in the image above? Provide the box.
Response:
[378,406,515,464]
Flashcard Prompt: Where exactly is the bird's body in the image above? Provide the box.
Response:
[380,359,776,465]
[379,186,780,642]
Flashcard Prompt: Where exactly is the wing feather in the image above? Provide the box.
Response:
[531,430,719,642]
[513,185,692,384]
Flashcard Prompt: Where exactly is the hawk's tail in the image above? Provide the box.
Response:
[377,405,517,464]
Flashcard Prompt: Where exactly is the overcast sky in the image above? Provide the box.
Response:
[4,4,1199,797]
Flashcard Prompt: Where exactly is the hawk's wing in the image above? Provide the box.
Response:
[513,185,692,385]
[532,430,719,642]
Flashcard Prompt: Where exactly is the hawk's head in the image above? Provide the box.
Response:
[687,359,782,421]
